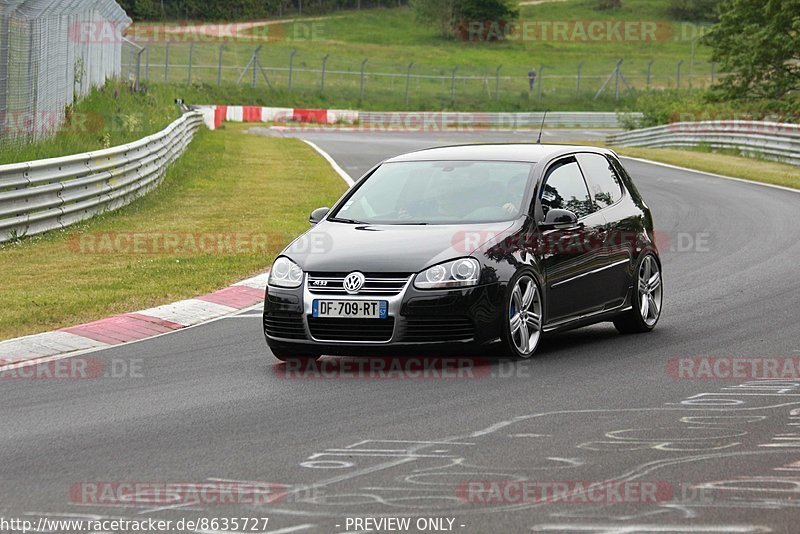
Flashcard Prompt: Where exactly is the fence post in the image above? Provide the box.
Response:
[321,54,330,93]
[450,67,458,105]
[164,42,169,82]
[217,45,224,85]
[187,42,194,84]
[360,58,368,102]
[676,60,684,90]
[145,46,150,81]
[614,59,622,100]
[404,62,413,106]
[711,62,717,85]
[537,65,544,102]
[576,62,583,97]
[135,48,143,91]
[288,49,297,92]
[495,64,502,102]
[252,48,258,87]
[646,59,654,90]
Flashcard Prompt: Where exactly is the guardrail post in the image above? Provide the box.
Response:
[404,62,413,106]
[495,64,502,102]
[321,54,330,93]
[288,49,297,92]
[217,45,224,85]
[360,58,369,103]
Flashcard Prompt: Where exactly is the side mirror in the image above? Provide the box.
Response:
[309,207,330,225]
[540,208,579,229]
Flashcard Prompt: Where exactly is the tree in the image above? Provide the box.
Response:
[410,0,460,38]
[461,0,519,20]
[704,0,800,100]
[411,0,518,39]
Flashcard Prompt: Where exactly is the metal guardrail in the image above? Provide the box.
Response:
[607,121,800,166]
[0,111,204,243]
[360,111,641,129]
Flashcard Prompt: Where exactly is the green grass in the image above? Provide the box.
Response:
[128,0,713,112]
[613,147,800,190]
[0,123,346,340]
[0,82,184,165]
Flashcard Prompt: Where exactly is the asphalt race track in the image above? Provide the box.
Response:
[2,129,800,534]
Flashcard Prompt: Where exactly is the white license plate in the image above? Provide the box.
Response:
[312,300,388,319]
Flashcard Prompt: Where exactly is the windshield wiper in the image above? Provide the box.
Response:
[329,217,369,224]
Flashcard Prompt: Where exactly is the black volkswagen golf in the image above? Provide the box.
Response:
[263,144,662,362]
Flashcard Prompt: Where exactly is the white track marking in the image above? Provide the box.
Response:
[301,139,355,186]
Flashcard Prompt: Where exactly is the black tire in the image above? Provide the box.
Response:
[501,269,544,360]
[613,252,662,334]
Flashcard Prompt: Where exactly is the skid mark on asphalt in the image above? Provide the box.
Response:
[229,380,800,532]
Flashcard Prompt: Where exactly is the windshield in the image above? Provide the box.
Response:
[330,160,533,225]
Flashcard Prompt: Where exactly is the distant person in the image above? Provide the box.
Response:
[528,67,537,90]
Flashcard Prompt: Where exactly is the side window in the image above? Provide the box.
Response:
[577,153,623,209]
[540,159,594,218]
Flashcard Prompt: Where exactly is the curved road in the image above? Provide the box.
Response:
[1,129,799,534]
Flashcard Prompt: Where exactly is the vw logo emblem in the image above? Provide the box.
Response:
[343,272,365,294]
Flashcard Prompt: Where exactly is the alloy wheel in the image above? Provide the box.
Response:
[509,275,542,357]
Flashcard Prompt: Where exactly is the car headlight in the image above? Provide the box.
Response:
[268,257,303,288]
[414,258,480,289]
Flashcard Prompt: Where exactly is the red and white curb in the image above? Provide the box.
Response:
[194,105,358,130]
[0,272,270,366]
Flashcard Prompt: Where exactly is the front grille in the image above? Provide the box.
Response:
[264,312,306,340]
[307,272,411,296]
[307,317,395,342]
[402,316,475,343]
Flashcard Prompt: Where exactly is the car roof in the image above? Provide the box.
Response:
[383,143,614,164]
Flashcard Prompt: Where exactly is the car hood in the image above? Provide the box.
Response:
[283,219,519,273]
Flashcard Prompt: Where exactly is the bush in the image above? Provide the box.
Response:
[668,0,721,21]
[625,89,800,129]
[597,0,622,9]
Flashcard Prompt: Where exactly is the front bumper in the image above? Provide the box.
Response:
[263,281,505,356]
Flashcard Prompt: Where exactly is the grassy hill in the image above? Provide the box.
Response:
[129,0,713,111]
